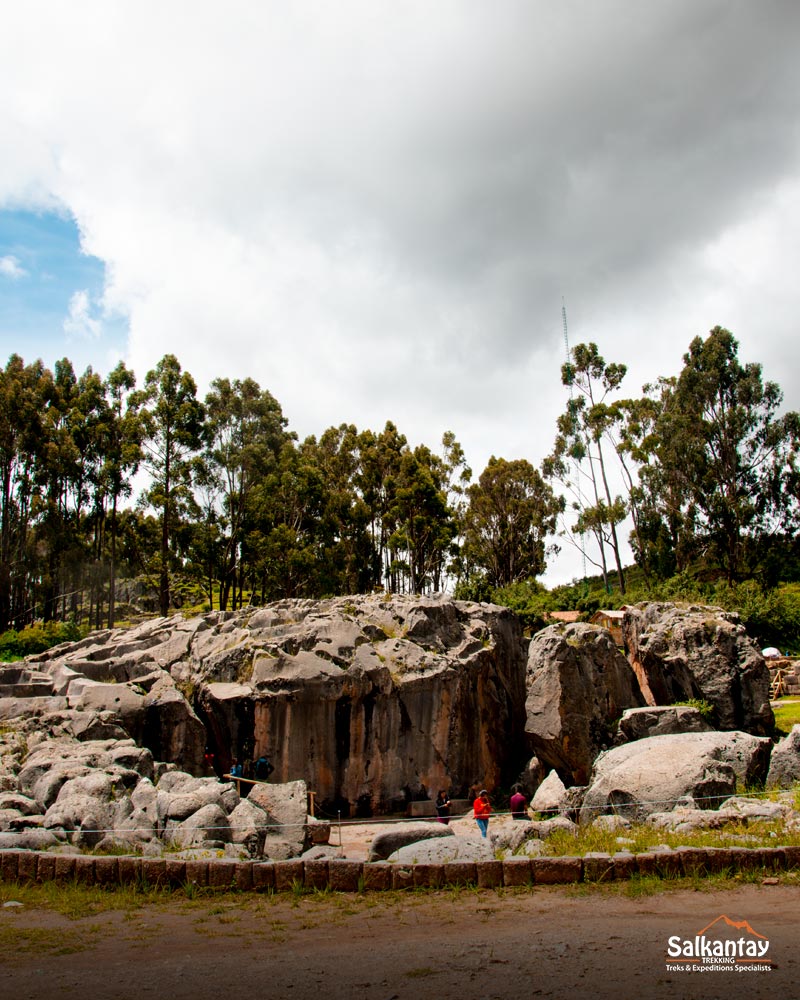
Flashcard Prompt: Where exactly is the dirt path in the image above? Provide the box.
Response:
[2,883,798,1000]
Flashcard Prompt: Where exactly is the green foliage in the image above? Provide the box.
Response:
[488,580,556,632]
[672,698,715,723]
[461,456,562,588]
[0,620,85,658]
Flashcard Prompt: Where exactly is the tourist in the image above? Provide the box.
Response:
[435,789,451,824]
[473,789,491,838]
[509,784,528,820]
[230,758,243,778]
[254,753,275,780]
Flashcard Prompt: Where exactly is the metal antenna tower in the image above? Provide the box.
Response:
[561,300,588,587]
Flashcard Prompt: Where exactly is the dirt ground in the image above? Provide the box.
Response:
[2,819,799,1000]
[3,882,798,1000]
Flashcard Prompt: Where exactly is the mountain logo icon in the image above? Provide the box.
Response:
[696,914,768,939]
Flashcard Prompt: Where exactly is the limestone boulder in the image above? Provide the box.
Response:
[198,595,527,815]
[6,596,528,815]
[167,802,231,847]
[530,770,567,815]
[616,705,715,743]
[766,725,800,789]
[622,602,773,735]
[247,779,309,856]
[0,828,60,850]
[17,737,153,810]
[525,623,645,784]
[579,731,772,823]
[228,797,269,855]
[388,835,495,864]
[367,821,454,861]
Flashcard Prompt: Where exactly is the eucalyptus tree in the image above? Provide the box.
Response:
[299,424,375,596]
[248,438,325,600]
[134,354,205,616]
[462,456,562,588]
[356,422,407,590]
[384,444,455,593]
[203,377,289,609]
[0,355,49,629]
[645,327,800,583]
[97,362,143,626]
[544,343,629,594]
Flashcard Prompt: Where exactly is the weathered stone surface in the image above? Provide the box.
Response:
[273,859,303,891]
[530,770,567,815]
[476,860,503,888]
[328,859,362,891]
[580,731,772,823]
[251,862,275,891]
[412,863,444,888]
[616,705,714,743]
[0,850,23,881]
[766,725,800,789]
[0,829,60,850]
[502,858,532,886]
[525,623,644,784]
[622,603,773,735]
[247,780,308,858]
[441,861,476,885]
[367,821,453,862]
[530,856,582,884]
[361,862,393,891]
[197,595,527,813]
[169,803,231,848]
[582,852,614,882]
[303,859,329,889]
[388,836,495,864]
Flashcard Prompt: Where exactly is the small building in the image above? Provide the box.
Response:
[590,608,626,647]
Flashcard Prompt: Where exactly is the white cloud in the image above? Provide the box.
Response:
[1,1,799,585]
[63,289,102,340]
[0,254,26,279]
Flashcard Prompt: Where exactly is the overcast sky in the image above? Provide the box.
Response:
[1,1,799,586]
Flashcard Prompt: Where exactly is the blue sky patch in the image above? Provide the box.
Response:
[0,208,128,375]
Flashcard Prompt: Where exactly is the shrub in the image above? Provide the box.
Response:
[0,620,86,659]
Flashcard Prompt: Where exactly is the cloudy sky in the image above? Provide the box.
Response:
[1,1,799,585]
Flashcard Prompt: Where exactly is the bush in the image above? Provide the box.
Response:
[0,621,86,659]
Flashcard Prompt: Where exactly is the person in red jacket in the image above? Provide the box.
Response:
[473,789,492,838]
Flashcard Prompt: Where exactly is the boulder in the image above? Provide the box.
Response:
[530,770,567,815]
[228,797,269,855]
[247,779,309,856]
[622,602,773,735]
[579,731,772,823]
[766,725,800,789]
[367,821,454,861]
[616,705,714,743]
[168,803,231,848]
[525,623,645,784]
[388,835,495,864]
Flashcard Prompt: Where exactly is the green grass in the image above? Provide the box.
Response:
[772,698,800,735]
[538,816,800,858]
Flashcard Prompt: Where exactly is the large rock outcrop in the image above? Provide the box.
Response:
[7,595,527,816]
[195,595,528,814]
[525,623,645,784]
[622,603,773,735]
